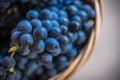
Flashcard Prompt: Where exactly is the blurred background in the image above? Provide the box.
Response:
[71,0,120,80]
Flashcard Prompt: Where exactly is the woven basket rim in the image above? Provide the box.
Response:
[50,0,103,80]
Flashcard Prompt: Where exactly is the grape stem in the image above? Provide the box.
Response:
[8,45,19,57]
[7,45,19,74]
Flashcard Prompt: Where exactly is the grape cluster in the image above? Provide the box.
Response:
[0,0,96,80]
[0,55,16,80]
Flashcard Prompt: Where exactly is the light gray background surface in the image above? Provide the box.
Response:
[70,0,120,80]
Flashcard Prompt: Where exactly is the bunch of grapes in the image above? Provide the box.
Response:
[0,55,16,80]
[0,0,96,80]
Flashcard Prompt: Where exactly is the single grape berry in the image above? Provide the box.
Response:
[26,9,39,20]
[72,15,82,23]
[44,63,54,70]
[15,69,22,80]
[2,56,16,69]
[55,55,68,65]
[45,38,59,53]
[33,27,48,40]
[66,5,78,16]
[35,67,44,75]
[60,25,68,34]
[6,73,15,80]
[83,22,93,34]
[45,0,58,6]
[40,53,53,64]
[58,35,70,47]
[52,20,59,27]
[17,20,32,33]
[30,40,45,53]
[58,10,68,17]
[18,46,30,56]
[58,17,69,26]
[80,4,96,19]
[76,31,87,45]
[46,69,57,78]
[51,11,58,20]
[66,48,78,60]
[11,31,22,45]
[69,20,81,32]
[27,52,38,59]
[50,48,61,56]
[40,9,52,19]
[20,33,33,46]
[0,67,6,80]
[49,6,58,12]
[77,10,88,22]
[49,27,61,38]
[61,43,73,54]
[42,20,53,31]
[31,19,42,28]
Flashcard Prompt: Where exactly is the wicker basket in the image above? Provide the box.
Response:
[50,0,103,80]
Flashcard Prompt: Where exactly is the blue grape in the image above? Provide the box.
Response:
[40,9,52,19]
[60,25,68,34]
[64,0,72,6]
[45,0,58,6]
[55,63,67,72]
[40,53,53,64]
[67,32,78,43]
[2,56,16,69]
[58,10,68,17]
[25,60,39,77]
[51,11,58,20]
[58,17,69,26]
[17,20,32,33]
[66,48,78,60]
[69,20,82,32]
[49,6,58,12]
[20,33,33,46]
[83,22,93,34]
[26,10,39,20]
[80,4,96,19]
[44,63,54,70]
[42,20,53,31]
[61,43,73,54]
[30,19,42,28]
[15,54,28,70]
[6,73,15,80]
[35,67,44,75]
[0,67,6,80]
[66,5,78,16]
[30,40,45,53]
[26,52,38,59]
[76,31,87,45]
[33,27,48,40]
[45,38,59,53]
[46,69,57,78]
[15,69,21,80]
[49,27,61,38]
[18,46,30,56]
[72,15,82,23]
[11,31,22,45]
[72,0,83,8]
[77,10,88,22]
[52,20,59,27]
[50,48,61,56]
[55,55,68,65]
[58,35,70,47]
